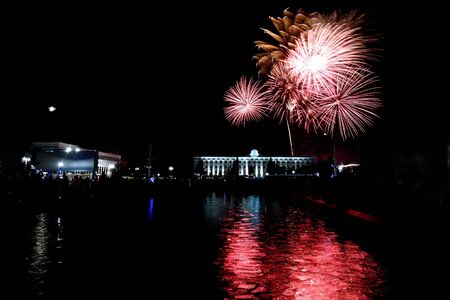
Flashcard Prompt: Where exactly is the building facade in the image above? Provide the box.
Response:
[194,149,315,178]
[32,141,121,178]
[97,151,121,177]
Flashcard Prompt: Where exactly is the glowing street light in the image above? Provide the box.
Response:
[58,162,64,168]
[323,132,336,177]
[75,148,80,152]
[66,147,72,153]
[168,166,174,172]
[48,106,56,112]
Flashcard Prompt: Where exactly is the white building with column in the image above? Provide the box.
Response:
[97,151,121,177]
[194,149,315,178]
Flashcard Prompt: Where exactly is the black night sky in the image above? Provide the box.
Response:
[4,0,448,170]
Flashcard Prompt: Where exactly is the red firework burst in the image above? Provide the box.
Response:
[265,62,320,132]
[285,23,371,93]
[316,68,382,140]
[265,62,303,122]
[224,76,270,127]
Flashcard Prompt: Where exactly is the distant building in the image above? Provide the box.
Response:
[194,149,315,178]
[97,151,121,177]
[31,141,121,178]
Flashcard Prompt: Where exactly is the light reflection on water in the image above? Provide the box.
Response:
[25,213,65,296]
[148,197,154,223]
[207,194,385,299]
[27,213,51,295]
[56,216,64,264]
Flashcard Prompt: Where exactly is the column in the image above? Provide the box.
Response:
[256,161,259,178]
[260,161,264,178]
[245,160,249,176]
[216,160,219,176]
[240,162,243,175]
[212,161,216,176]
[207,160,211,175]
[224,160,227,176]
[221,160,225,176]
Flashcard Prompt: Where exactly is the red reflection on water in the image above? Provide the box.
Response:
[217,211,265,298]
[217,206,384,299]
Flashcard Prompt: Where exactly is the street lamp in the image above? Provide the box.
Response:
[22,156,31,171]
[48,106,56,112]
[323,132,337,177]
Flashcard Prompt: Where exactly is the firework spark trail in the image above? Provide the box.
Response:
[224,77,270,127]
[286,116,294,156]
[316,68,381,140]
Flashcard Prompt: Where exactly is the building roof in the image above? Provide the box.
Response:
[32,141,88,151]
[32,141,120,160]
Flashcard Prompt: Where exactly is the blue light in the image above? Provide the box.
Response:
[148,197,154,222]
